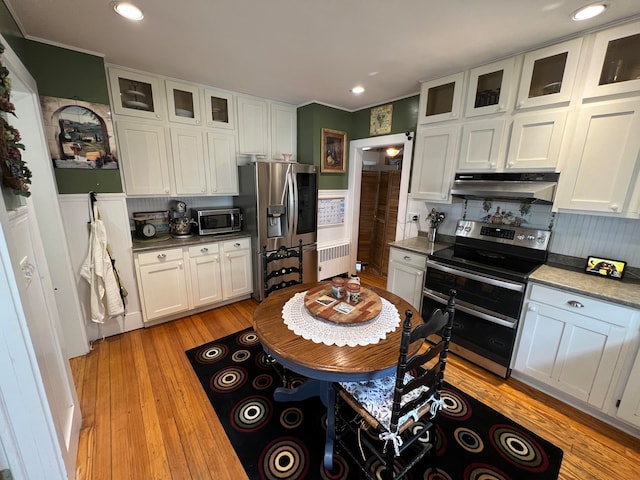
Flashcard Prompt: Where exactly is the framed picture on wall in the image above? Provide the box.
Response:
[321,128,347,173]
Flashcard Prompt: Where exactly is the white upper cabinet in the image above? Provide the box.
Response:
[506,110,567,171]
[108,68,165,120]
[116,121,171,195]
[410,124,459,202]
[555,99,640,214]
[165,80,202,126]
[516,38,583,109]
[582,21,640,99]
[270,102,297,161]
[207,131,239,195]
[464,58,516,118]
[237,95,269,155]
[457,118,505,171]
[170,128,207,195]
[203,88,236,130]
[418,72,465,124]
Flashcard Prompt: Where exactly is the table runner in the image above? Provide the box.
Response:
[282,291,401,346]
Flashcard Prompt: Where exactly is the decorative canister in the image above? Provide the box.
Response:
[346,282,360,304]
[347,274,360,286]
[331,277,345,299]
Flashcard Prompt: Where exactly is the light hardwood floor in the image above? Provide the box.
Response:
[71,271,640,479]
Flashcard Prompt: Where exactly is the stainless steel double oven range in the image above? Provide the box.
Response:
[422,220,551,378]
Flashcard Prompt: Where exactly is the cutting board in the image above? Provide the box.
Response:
[303,283,382,324]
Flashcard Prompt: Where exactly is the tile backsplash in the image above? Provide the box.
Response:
[405,198,640,268]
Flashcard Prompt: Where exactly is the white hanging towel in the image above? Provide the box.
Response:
[80,204,125,323]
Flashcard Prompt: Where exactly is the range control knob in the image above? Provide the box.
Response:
[464,225,472,232]
[537,235,547,243]
[527,235,535,241]
[517,234,526,240]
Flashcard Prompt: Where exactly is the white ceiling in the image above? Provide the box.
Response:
[6,0,640,111]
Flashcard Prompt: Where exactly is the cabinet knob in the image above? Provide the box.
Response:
[450,112,457,118]
[567,300,584,308]
[499,104,505,111]
[196,120,200,125]
[508,161,514,167]
[610,204,619,212]
[155,113,161,119]
[517,101,523,109]
[164,188,170,193]
[490,162,496,167]
[528,304,539,312]
[157,253,166,259]
[201,247,208,253]
[178,262,183,269]
[201,188,206,192]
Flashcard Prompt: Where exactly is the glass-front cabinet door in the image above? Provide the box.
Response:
[418,72,465,124]
[516,38,582,109]
[108,67,164,120]
[166,81,202,125]
[583,21,640,99]
[204,88,235,129]
[465,59,515,118]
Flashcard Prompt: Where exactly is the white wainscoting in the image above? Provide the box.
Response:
[58,194,143,341]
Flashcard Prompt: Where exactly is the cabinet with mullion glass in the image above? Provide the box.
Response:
[108,67,165,120]
[582,21,640,99]
[418,72,465,124]
[515,38,582,109]
[464,58,516,117]
[166,80,202,126]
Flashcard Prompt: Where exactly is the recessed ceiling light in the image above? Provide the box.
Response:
[113,2,144,21]
[351,86,365,94]
[571,3,607,21]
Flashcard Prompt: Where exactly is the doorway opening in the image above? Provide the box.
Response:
[347,133,414,278]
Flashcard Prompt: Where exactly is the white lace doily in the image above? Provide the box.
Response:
[282,291,401,347]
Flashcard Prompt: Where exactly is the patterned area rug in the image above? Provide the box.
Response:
[186,329,563,479]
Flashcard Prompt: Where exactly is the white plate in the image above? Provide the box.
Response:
[124,100,150,109]
[125,89,146,98]
[175,108,194,118]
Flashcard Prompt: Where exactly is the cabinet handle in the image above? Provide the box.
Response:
[403,256,412,261]
[234,242,241,247]
[567,300,584,308]
[201,247,208,253]
[157,253,166,259]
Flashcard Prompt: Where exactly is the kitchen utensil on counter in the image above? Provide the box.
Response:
[169,200,195,238]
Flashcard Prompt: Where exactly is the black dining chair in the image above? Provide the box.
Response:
[262,240,304,298]
[334,289,456,480]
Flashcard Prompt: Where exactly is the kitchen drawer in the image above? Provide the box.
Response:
[529,284,635,327]
[137,248,183,266]
[389,247,427,269]
[188,242,219,258]
[221,237,250,251]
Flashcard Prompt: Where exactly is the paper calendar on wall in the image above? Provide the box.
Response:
[318,197,345,226]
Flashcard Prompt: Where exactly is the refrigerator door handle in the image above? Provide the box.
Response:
[290,167,299,242]
[286,164,296,246]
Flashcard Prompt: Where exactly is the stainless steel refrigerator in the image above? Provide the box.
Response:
[236,161,318,301]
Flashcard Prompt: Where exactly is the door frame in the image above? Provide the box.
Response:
[347,133,414,276]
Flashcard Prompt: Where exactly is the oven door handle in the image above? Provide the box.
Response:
[426,259,524,292]
[422,290,517,329]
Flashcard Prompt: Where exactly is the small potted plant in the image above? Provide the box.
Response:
[427,208,446,244]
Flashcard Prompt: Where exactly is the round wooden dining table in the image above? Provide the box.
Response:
[252,281,423,470]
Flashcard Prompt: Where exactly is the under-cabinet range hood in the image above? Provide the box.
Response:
[451,172,560,204]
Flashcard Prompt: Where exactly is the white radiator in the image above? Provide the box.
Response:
[318,243,351,280]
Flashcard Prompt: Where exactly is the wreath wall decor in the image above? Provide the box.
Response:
[0,41,32,196]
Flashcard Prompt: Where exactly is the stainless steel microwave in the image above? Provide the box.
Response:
[190,207,242,235]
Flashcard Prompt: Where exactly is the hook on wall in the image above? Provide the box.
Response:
[405,131,413,141]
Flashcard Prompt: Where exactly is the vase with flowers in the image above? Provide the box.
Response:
[427,208,446,244]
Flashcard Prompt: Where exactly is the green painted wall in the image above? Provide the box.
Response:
[351,95,419,140]
[297,103,353,190]
[23,41,121,193]
[0,0,26,58]
[297,96,419,191]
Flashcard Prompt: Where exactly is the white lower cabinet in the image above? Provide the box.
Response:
[136,248,189,321]
[617,349,640,428]
[188,243,223,307]
[514,284,639,411]
[220,238,253,299]
[135,237,252,323]
[387,247,426,310]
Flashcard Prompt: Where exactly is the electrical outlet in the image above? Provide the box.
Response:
[408,212,419,222]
